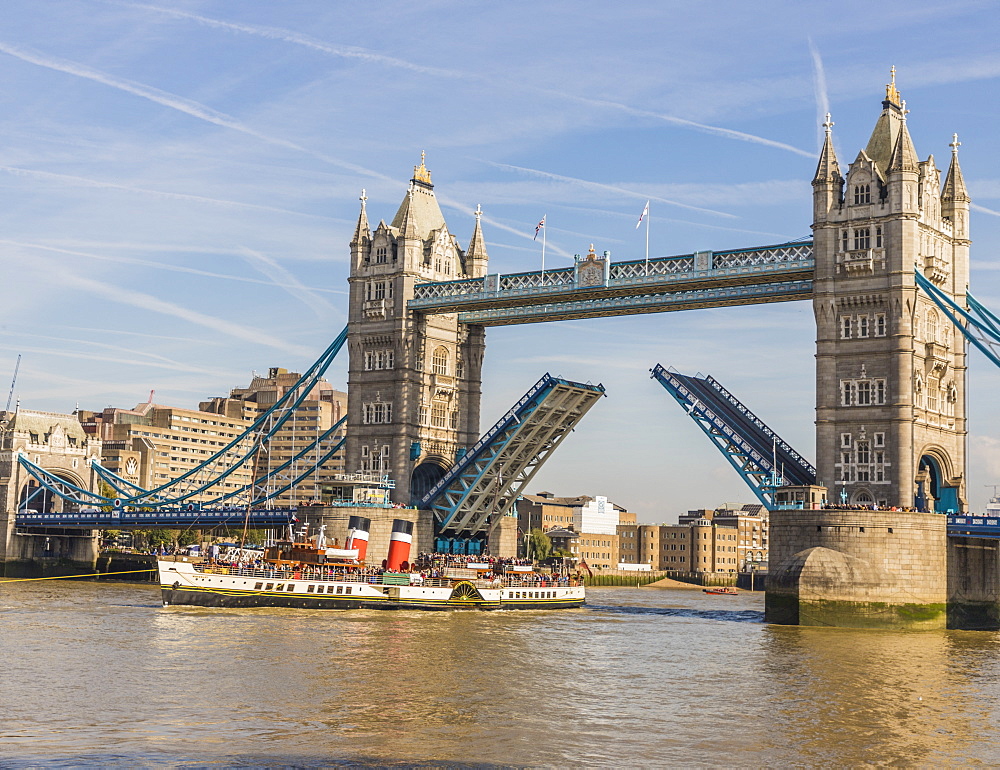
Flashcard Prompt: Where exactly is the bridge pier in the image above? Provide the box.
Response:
[766,509,948,629]
[0,511,99,577]
[947,536,1000,630]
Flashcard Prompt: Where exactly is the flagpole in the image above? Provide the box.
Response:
[645,204,650,275]
[541,215,546,282]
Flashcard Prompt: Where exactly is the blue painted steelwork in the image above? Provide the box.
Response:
[947,515,1000,539]
[454,280,813,326]
[15,326,349,510]
[916,270,1000,369]
[651,364,816,508]
[15,508,298,530]
[418,373,606,536]
[409,241,814,325]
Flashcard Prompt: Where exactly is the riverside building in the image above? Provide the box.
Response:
[200,368,348,506]
[517,491,634,570]
[617,503,768,574]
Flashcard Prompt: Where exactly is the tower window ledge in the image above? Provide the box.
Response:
[363,299,387,319]
[923,255,949,284]
[838,249,876,274]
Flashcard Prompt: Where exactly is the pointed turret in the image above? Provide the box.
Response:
[465,204,489,278]
[390,152,447,241]
[887,110,919,173]
[351,188,371,245]
[942,134,969,202]
[813,113,843,185]
[863,67,906,174]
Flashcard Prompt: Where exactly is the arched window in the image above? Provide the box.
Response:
[431,346,449,375]
[926,310,938,343]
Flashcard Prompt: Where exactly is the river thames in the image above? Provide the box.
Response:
[2,581,1000,767]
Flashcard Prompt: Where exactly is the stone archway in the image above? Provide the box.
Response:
[410,459,448,504]
[18,470,86,514]
[915,452,960,513]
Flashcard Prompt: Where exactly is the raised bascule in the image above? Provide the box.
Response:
[6,74,1000,628]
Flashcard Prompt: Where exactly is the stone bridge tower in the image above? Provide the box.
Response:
[345,156,488,504]
[812,72,970,512]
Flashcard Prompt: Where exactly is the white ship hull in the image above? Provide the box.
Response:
[158,560,585,611]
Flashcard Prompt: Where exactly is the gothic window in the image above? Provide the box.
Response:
[363,402,392,424]
[456,359,465,379]
[450,410,459,429]
[841,316,852,339]
[858,315,870,338]
[841,433,852,448]
[361,445,370,471]
[364,349,394,371]
[875,225,883,248]
[853,184,871,205]
[840,377,886,406]
[854,228,871,250]
[914,374,924,408]
[431,346,449,375]
[927,377,939,412]
[431,403,447,428]
[418,404,428,425]
[926,310,938,343]
[366,281,389,301]
[874,432,885,448]
[875,313,887,337]
[375,246,388,264]
[842,230,849,252]
[857,441,870,465]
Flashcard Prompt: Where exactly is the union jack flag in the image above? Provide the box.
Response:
[636,200,649,229]
[534,215,545,240]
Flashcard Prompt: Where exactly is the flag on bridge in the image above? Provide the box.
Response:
[534,215,545,240]
[636,200,649,229]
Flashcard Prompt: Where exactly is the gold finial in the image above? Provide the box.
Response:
[413,150,432,185]
[885,65,901,106]
[587,243,597,260]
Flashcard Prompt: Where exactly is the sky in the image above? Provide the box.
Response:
[3,0,1000,521]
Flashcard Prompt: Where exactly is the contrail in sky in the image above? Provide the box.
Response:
[0,164,339,220]
[121,2,814,159]
[0,239,346,296]
[0,41,396,184]
[808,37,831,152]
[482,161,740,219]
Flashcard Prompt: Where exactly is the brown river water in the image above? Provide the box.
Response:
[2,580,1000,767]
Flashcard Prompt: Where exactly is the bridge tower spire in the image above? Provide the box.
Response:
[812,74,969,512]
[345,156,487,504]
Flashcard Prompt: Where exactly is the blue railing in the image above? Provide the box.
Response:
[15,508,299,529]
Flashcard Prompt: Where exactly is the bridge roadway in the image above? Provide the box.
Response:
[408,240,814,325]
[14,507,298,530]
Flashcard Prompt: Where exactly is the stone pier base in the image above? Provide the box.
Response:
[0,511,100,578]
[765,509,948,630]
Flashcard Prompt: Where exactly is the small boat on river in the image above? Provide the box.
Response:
[158,517,584,611]
[702,586,738,595]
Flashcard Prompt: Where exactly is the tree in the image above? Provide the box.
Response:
[527,529,552,562]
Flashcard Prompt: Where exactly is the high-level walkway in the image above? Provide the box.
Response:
[409,241,813,325]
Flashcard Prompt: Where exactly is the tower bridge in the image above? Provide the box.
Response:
[9,75,1000,627]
